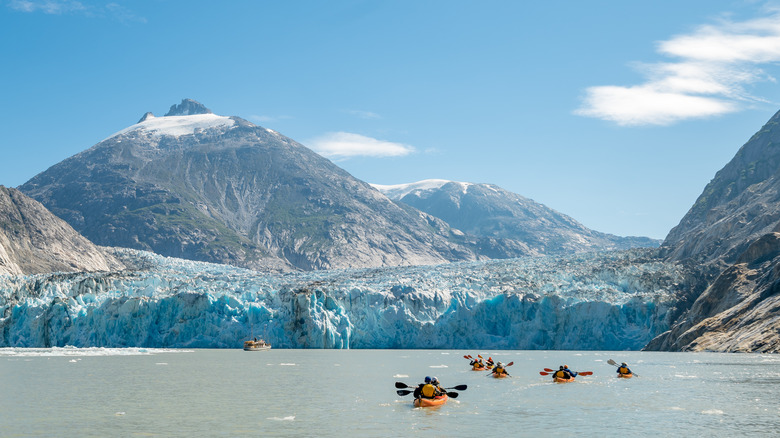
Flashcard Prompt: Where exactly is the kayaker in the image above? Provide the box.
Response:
[486,357,494,368]
[430,377,445,396]
[413,376,432,399]
[552,365,574,380]
[416,376,440,399]
[492,361,508,377]
[563,365,578,378]
[617,362,632,376]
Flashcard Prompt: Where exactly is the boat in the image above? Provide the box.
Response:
[553,376,575,383]
[243,338,271,351]
[472,366,486,371]
[413,394,448,407]
[491,372,509,378]
[617,373,633,378]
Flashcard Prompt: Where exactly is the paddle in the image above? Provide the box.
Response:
[398,389,462,397]
[608,359,640,377]
[395,382,468,391]
[540,370,592,376]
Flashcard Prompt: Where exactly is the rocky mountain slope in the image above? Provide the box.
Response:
[646,109,780,352]
[19,100,482,272]
[374,179,659,255]
[0,186,123,275]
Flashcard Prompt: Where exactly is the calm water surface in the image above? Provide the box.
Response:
[1,348,778,437]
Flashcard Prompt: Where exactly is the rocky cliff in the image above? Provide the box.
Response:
[0,186,124,275]
[647,109,780,352]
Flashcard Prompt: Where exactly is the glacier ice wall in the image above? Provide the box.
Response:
[0,248,690,350]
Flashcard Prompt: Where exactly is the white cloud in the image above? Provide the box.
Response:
[8,0,86,14]
[345,110,381,120]
[7,0,145,22]
[307,132,415,159]
[577,11,780,126]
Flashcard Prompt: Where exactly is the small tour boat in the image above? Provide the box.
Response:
[243,338,272,351]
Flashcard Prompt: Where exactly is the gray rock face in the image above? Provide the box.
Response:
[0,186,124,275]
[645,233,780,352]
[164,98,213,116]
[376,180,659,255]
[19,101,479,272]
[647,109,780,352]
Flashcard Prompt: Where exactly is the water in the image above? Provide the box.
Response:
[1,349,778,437]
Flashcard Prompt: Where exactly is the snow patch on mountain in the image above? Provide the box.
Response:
[372,179,473,199]
[105,114,236,140]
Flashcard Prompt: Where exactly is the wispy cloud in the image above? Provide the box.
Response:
[344,109,381,120]
[307,132,415,159]
[576,10,780,126]
[8,0,86,14]
[7,0,145,22]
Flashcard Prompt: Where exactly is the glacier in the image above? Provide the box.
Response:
[0,248,691,350]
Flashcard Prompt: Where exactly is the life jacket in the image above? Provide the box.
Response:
[618,366,630,374]
[554,370,568,378]
[495,366,505,374]
[421,383,436,398]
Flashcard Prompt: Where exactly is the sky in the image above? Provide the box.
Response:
[3,1,780,240]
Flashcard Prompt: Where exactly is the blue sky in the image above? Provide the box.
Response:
[3,1,780,240]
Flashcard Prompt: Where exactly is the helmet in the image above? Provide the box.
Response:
[424,376,431,383]
[564,365,569,369]
[498,362,503,366]
[559,366,564,370]
[622,363,627,366]
[431,377,439,384]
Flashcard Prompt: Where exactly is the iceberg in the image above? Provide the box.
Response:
[0,248,689,350]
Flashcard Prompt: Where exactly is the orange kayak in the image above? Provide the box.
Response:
[617,373,633,378]
[553,376,575,383]
[414,394,448,407]
[491,372,509,378]
[472,366,486,371]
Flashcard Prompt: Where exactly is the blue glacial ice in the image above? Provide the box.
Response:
[0,248,689,350]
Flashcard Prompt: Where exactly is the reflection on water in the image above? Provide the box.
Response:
[1,349,779,437]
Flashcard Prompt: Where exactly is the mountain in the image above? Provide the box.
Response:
[373,179,659,255]
[0,186,123,275]
[19,99,480,272]
[646,109,780,352]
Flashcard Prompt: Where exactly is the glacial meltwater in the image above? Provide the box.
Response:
[1,349,778,437]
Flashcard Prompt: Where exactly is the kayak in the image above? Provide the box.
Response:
[553,376,575,383]
[472,366,486,371]
[414,394,448,407]
[617,373,633,378]
[491,372,509,378]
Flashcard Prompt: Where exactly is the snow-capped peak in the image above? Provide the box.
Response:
[104,100,233,141]
[105,114,235,140]
[371,179,472,200]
